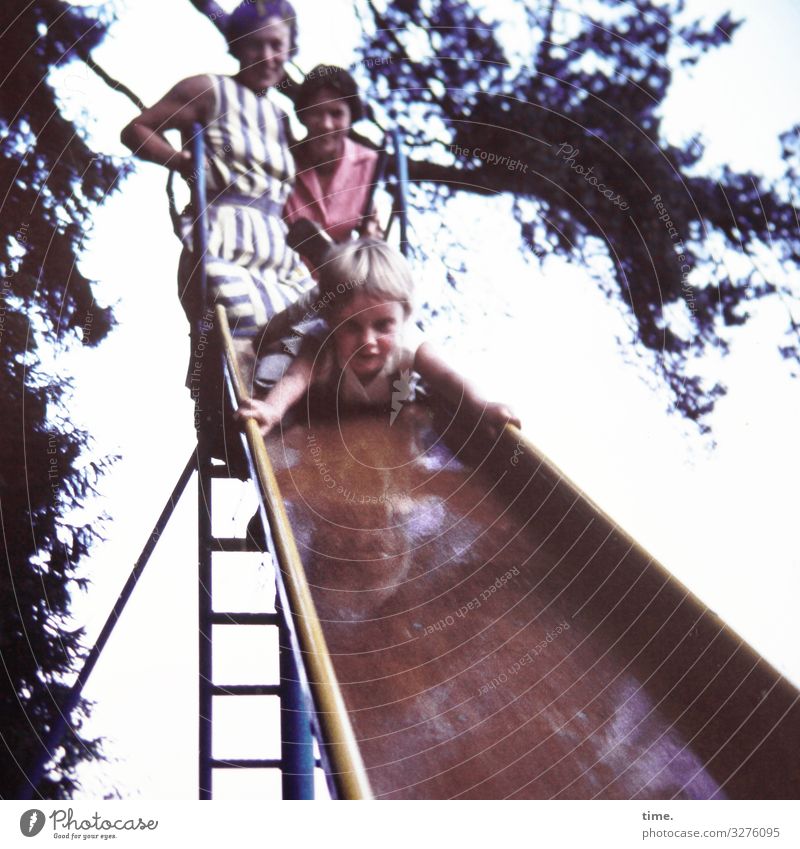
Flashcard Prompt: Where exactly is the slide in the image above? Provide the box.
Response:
[222,308,799,800]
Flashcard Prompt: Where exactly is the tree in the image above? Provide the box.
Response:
[356,0,800,429]
[0,1,124,797]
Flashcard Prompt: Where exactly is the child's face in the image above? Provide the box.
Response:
[330,293,406,382]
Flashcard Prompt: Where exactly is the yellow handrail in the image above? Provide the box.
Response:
[215,306,373,800]
[503,423,796,688]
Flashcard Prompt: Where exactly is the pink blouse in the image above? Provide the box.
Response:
[284,137,378,243]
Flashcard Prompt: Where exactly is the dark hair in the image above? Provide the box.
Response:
[225,0,298,59]
[295,65,364,123]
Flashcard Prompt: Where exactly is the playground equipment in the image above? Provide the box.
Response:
[20,124,800,801]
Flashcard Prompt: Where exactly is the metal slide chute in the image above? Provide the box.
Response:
[228,368,800,799]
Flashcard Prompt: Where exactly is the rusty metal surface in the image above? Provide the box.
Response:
[267,403,800,800]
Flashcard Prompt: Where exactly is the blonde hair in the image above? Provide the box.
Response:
[318,238,414,316]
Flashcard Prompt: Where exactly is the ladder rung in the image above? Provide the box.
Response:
[213,537,260,552]
[211,758,282,770]
[209,465,233,478]
[210,612,279,626]
[211,684,281,696]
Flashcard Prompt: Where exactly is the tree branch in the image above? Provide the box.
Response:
[51,0,230,112]
[84,55,144,110]
[406,159,535,196]
[407,160,494,194]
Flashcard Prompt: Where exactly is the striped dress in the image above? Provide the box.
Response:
[179,74,314,337]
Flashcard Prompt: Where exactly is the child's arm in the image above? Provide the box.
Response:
[234,345,315,437]
[414,342,521,437]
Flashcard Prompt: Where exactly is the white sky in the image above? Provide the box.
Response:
[42,0,800,799]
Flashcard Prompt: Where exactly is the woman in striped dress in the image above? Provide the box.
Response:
[121,1,315,341]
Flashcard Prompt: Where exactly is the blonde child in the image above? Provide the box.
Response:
[235,239,520,436]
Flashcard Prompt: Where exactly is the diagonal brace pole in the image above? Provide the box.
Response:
[18,451,198,799]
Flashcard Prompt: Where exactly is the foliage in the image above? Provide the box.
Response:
[0,0,124,797]
[357,0,800,427]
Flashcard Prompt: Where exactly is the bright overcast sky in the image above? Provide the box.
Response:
[48,0,800,799]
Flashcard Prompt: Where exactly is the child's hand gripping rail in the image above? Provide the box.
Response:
[215,304,373,801]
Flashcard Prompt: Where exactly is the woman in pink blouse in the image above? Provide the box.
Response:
[284,65,381,247]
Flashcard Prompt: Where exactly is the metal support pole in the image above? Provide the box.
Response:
[197,441,213,801]
[221,337,316,798]
[278,605,315,799]
[191,123,209,327]
[391,127,410,257]
[188,122,215,800]
[18,453,197,799]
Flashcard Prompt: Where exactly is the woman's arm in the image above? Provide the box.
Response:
[120,75,214,177]
[234,345,316,437]
[414,341,521,435]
